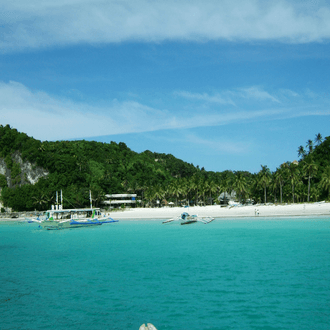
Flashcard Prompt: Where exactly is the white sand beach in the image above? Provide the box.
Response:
[1,202,329,222]
[111,202,330,220]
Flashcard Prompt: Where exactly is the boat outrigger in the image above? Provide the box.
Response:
[39,207,118,230]
[162,212,214,225]
[32,190,119,230]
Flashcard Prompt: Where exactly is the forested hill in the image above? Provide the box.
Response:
[0,125,330,212]
[0,125,200,211]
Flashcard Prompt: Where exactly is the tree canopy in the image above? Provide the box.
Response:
[0,125,330,211]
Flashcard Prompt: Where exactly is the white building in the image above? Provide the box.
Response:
[103,194,137,208]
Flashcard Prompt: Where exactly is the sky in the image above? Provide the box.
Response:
[1,0,330,173]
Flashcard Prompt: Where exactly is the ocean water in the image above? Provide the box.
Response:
[1,217,330,330]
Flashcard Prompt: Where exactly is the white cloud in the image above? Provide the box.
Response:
[238,87,281,103]
[1,0,330,52]
[184,133,252,154]
[279,89,300,97]
[174,91,236,105]
[176,87,281,105]
[0,81,174,140]
[0,81,329,141]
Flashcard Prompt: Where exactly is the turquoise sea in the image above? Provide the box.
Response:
[1,217,330,330]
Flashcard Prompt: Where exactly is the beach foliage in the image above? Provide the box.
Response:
[0,125,330,211]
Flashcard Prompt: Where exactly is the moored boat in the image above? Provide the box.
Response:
[40,207,118,230]
[162,212,214,225]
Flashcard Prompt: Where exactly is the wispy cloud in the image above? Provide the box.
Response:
[0,81,329,141]
[238,87,281,103]
[184,133,252,154]
[1,1,330,52]
[174,91,236,106]
[176,86,281,105]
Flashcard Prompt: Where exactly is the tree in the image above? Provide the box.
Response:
[168,180,182,206]
[152,184,165,207]
[257,165,271,203]
[1,125,329,211]
[178,178,189,206]
[220,172,234,204]
[297,145,306,159]
[190,174,202,206]
[315,133,323,146]
[199,179,208,205]
[179,177,191,206]
[288,162,300,203]
[319,166,330,200]
[0,174,7,188]
[32,192,52,211]
[306,139,314,154]
[207,179,218,205]
[232,172,247,203]
[310,186,320,202]
[302,157,318,202]
[274,165,286,204]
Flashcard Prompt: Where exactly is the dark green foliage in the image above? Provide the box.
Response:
[0,125,330,211]
[0,174,7,188]
[1,185,37,211]
[0,126,200,210]
[11,162,21,181]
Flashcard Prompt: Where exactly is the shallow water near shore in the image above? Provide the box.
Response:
[1,217,330,330]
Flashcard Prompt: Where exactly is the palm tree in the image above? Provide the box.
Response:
[32,193,51,210]
[148,184,165,207]
[319,166,330,200]
[302,157,318,202]
[190,174,202,206]
[274,166,286,204]
[232,172,247,203]
[306,139,314,154]
[310,186,320,202]
[185,177,195,206]
[297,145,306,159]
[315,133,323,146]
[221,174,234,204]
[295,181,306,203]
[144,187,154,207]
[207,180,218,205]
[168,180,182,206]
[134,183,147,208]
[270,176,278,203]
[155,184,166,207]
[288,162,300,203]
[258,165,271,203]
[199,179,208,205]
[179,178,189,206]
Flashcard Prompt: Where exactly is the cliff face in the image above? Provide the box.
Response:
[0,151,49,188]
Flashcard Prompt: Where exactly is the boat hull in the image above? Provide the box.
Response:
[40,218,118,230]
[180,219,198,225]
[163,212,214,225]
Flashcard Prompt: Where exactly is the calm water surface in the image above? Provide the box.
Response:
[1,217,330,330]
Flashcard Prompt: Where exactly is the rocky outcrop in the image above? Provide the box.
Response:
[0,151,49,188]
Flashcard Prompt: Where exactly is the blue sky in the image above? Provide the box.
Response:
[1,0,330,173]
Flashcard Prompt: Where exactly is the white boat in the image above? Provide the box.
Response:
[36,190,118,230]
[39,207,118,230]
[162,212,214,225]
[24,214,47,223]
[139,324,157,330]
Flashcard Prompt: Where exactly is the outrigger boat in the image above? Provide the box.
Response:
[39,207,118,230]
[35,190,119,230]
[162,212,214,225]
[24,215,47,223]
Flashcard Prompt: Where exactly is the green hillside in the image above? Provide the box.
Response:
[0,124,329,211]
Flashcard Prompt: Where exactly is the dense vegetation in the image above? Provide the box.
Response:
[0,124,330,211]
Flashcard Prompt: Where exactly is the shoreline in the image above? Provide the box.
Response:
[110,202,330,220]
[1,202,330,222]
